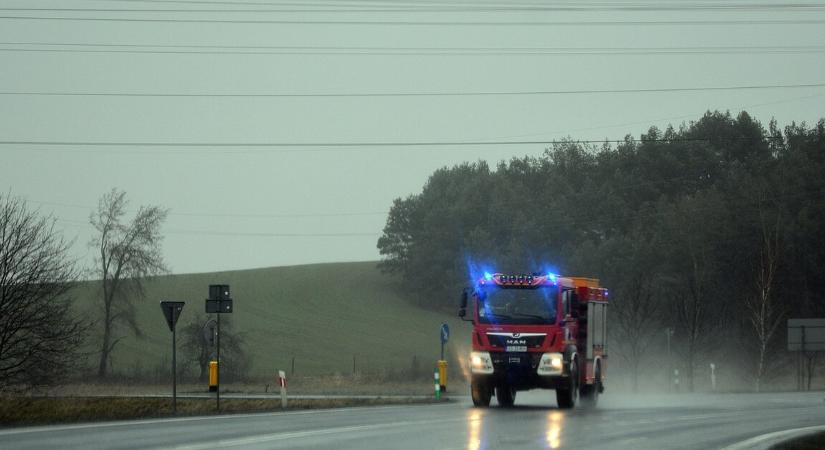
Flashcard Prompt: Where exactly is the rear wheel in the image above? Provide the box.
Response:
[556,359,578,409]
[495,384,516,407]
[471,380,492,407]
[580,363,601,408]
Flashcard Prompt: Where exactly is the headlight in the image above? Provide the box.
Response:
[470,351,494,374]
[538,353,564,376]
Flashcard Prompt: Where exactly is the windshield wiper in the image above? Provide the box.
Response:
[511,313,551,322]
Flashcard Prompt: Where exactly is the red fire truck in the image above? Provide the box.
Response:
[458,272,608,408]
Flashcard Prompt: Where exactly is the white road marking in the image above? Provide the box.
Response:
[721,424,825,450]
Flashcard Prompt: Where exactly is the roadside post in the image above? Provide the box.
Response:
[209,361,218,392]
[278,370,288,409]
[206,284,233,411]
[710,363,716,391]
[160,301,185,414]
[203,319,217,392]
[673,369,680,392]
[438,323,449,392]
[434,368,441,401]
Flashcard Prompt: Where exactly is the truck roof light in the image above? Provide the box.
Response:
[484,272,493,281]
[547,273,557,283]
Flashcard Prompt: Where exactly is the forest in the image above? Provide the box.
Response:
[378,110,825,391]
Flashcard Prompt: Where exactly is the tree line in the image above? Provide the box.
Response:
[377,110,825,391]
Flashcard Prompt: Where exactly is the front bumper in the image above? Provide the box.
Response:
[471,351,568,390]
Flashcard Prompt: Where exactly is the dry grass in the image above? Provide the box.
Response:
[0,395,444,427]
[37,375,469,397]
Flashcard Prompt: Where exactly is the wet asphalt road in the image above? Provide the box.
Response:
[3,391,825,449]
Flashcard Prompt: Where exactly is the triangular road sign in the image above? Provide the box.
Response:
[160,301,185,332]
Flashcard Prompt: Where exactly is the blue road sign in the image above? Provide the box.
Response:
[441,323,450,344]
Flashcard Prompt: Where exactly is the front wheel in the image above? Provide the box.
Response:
[556,359,578,409]
[496,384,516,407]
[471,380,492,407]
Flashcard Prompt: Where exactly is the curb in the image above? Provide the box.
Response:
[721,425,825,450]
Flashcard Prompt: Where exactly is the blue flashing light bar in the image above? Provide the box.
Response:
[547,273,558,283]
[483,272,493,281]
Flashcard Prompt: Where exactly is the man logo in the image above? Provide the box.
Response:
[512,333,521,338]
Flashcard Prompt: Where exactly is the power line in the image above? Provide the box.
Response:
[4,4,825,13]
[2,15,824,26]
[1,82,822,99]
[3,42,825,56]
[21,0,825,12]
[6,41,825,53]
[0,137,780,153]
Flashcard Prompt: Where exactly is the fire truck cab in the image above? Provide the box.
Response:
[459,272,608,408]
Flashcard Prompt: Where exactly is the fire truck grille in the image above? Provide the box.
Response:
[491,352,544,373]
[486,333,546,349]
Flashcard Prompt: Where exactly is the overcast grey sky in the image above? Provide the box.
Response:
[1,0,824,274]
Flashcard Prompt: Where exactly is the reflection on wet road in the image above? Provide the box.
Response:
[3,391,825,449]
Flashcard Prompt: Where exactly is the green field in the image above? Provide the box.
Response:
[74,261,470,381]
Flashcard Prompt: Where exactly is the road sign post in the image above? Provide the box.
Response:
[438,323,449,393]
[206,284,233,411]
[160,301,185,414]
[788,319,825,391]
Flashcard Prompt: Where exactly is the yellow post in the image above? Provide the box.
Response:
[209,360,218,392]
[437,360,447,393]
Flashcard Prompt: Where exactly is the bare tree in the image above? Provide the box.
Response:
[614,271,659,392]
[90,189,168,378]
[744,201,784,392]
[181,316,249,383]
[0,194,86,391]
[589,230,661,392]
[661,194,725,392]
[670,258,709,393]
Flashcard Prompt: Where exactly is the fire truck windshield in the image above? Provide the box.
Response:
[477,286,558,325]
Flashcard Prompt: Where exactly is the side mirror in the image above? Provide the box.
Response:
[570,293,580,319]
[458,290,469,319]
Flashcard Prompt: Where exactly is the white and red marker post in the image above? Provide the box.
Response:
[278,370,288,409]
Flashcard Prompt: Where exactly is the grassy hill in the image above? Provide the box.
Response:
[74,261,470,381]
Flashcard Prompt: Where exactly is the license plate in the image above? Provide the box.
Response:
[506,345,527,352]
